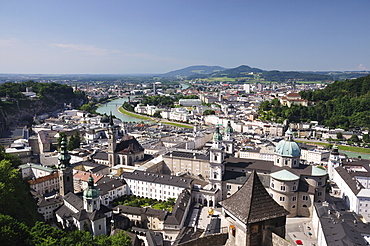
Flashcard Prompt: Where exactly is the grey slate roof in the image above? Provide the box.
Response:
[96,177,126,196]
[115,135,144,154]
[165,189,191,226]
[225,157,274,173]
[64,192,83,211]
[93,151,108,160]
[113,205,167,220]
[335,166,363,195]
[164,150,209,160]
[314,202,370,246]
[37,196,63,207]
[55,204,74,220]
[220,170,289,224]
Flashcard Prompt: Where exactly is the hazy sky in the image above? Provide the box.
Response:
[1,0,369,74]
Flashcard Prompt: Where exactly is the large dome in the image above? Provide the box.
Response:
[275,129,301,157]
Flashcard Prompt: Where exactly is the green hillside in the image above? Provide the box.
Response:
[162,65,225,77]
[259,75,370,129]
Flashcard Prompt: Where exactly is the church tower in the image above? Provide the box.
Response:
[220,170,289,246]
[58,136,74,196]
[107,112,117,167]
[328,145,341,180]
[223,120,234,155]
[83,174,101,212]
[209,127,225,193]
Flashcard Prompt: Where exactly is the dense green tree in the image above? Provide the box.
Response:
[153,111,162,118]
[350,134,360,143]
[336,132,343,140]
[0,159,39,225]
[68,132,81,150]
[363,134,370,143]
[29,221,66,245]
[0,214,31,246]
[122,101,135,112]
[259,75,370,129]
[0,144,22,168]
[57,132,67,150]
[203,110,216,116]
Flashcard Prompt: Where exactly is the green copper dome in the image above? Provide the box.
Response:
[83,175,100,199]
[213,127,223,141]
[225,121,234,134]
[275,129,301,157]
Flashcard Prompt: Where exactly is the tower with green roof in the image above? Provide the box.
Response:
[224,120,234,155]
[328,144,341,180]
[209,127,225,201]
[58,136,74,196]
[83,174,101,212]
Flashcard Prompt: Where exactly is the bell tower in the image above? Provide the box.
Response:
[107,112,117,167]
[224,121,234,155]
[328,145,341,180]
[58,136,74,196]
[83,174,101,212]
[209,127,225,194]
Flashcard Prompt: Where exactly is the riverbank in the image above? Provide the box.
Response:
[296,140,370,155]
[118,107,193,129]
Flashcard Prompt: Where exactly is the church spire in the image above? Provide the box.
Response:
[58,136,73,196]
[58,136,71,169]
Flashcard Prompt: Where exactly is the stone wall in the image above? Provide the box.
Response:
[272,232,293,246]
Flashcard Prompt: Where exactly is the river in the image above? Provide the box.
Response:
[340,150,370,160]
[180,83,189,89]
[96,98,143,122]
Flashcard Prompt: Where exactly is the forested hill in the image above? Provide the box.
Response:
[171,65,334,81]
[0,81,86,133]
[300,74,370,101]
[259,75,370,129]
[162,65,225,77]
[210,65,263,78]
[299,74,370,128]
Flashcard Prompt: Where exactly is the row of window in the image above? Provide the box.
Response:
[273,195,311,201]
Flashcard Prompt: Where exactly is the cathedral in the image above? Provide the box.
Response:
[163,122,328,217]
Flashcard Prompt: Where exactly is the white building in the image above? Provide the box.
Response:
[121,171,193,201]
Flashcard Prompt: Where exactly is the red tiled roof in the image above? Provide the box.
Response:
[73,171,103,183]
[28,172,58,185]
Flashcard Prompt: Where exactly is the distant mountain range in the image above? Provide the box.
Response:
[161,65,370,81]
[161,65,225,77]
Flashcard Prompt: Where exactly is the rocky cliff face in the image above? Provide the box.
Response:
[0,97,83,134]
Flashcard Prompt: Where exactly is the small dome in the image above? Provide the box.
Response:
[275,129,300,157]
[225,121,234,134]
[100,114,109,123]
[213,127,223,141]
[271,169,300,181]
[311,166,327,176]
[83,175,100,199]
